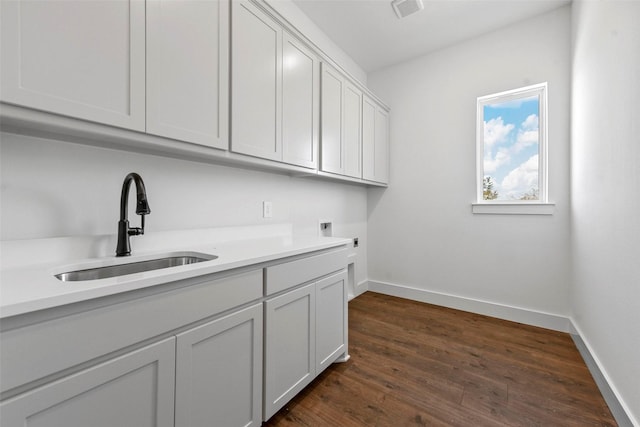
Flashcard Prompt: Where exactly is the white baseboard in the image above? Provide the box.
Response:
[570,320,637,427]
[367,280,572,332]
[353,279,368,299]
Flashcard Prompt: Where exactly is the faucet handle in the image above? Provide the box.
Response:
[128,214,146,236]
[128,227,144,236]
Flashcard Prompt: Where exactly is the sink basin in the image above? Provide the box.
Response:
[55,253,218,282]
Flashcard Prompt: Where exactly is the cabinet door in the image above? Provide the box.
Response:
[375,106,390,184]
[343,81,362,178]
[0,337,175,427]
[0,0,145,131]
[320,64,344,174]
[175,303,263,427]
[282,33,319,169]
[316,270,348,374]
[362,95,390,184]
[362,95,377,181]
[147,0,229,149]
[264,283,316,420]
[231,0,282,161]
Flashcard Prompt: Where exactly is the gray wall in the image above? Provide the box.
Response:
[366,6,572,318]
[0,133,369,285]
[571,1,640,423]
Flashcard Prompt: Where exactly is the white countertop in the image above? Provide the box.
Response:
[0,226,351,318]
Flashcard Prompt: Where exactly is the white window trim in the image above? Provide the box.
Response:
[471,202,555,215]
[474,82,553,215]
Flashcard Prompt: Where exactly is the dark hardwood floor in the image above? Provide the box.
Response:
[264,292,617,426]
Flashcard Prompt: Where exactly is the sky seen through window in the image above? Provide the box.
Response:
[483,95,540,200]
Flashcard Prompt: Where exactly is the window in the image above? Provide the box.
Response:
[474,83,553,215]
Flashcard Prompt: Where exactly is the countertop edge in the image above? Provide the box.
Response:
[1,237,352,319]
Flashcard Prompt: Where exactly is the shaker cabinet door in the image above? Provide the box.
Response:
[343,82,363,178]
[264,283,316,420]
[175,303,263,427]
[362,95,390,184]
[374,106,390,184]
[231,0,282,161]
[0,337,176,427]
[316,270,348,374]
[147,0,229,149]
[320,64,344,174]
[0,0,145,131]
[282,33,319,169]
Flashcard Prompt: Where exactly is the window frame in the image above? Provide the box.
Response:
[473,82,553,215]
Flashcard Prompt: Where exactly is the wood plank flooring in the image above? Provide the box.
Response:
[264,292,617,427]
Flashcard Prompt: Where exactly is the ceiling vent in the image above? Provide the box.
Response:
[391,0,424,19]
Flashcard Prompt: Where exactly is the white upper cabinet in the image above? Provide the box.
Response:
[232,0,282,162]
[362,95,390,184]
[320,63,363,178]
[147,0,229,149]
[0,0,387,184]
[0,0,145,131]
[282,33,319,169]
[320,64,344,174]
[232,1,319,169]
[343,81,363,178]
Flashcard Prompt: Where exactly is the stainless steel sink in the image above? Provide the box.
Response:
[55,253,218,282]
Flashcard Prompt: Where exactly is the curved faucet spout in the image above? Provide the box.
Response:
[116,173,151,257]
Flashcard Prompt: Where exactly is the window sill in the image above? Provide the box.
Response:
[472,203,555,215]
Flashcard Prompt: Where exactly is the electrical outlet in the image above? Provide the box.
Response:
[263,201,273,218]
[319,221,333,237]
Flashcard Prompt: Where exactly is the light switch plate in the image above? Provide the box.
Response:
[263,201,273,218]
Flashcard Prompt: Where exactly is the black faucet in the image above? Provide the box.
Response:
[116,173,151,257]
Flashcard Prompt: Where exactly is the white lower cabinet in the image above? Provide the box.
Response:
[264,283,316,420]
[263,268,348,420]
[316,272,348,374]
[175,303,263,427]
[0,337,176,427]
[0,248,349,426]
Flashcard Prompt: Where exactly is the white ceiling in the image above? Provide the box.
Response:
[291,0,571,73]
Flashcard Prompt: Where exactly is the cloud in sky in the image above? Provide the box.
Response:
[484,148,510,174]
[521,114,538,130]
[513,113,539,153]
[483,117,514,147]
[500,154,539,198]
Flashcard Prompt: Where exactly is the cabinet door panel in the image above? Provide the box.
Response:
[362,95,390,184]
[232,1,282,161]
[316,270,348,374]
[375,107,390,183]
[0,338,175,427]
[362,96,377,181]
[320,64,343,174]
[0,0,145,130]
[282,33,318,169]
[176,304,262,427]
[343,82,362,178]
[147,0,229,149]
[264,283,315,420]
